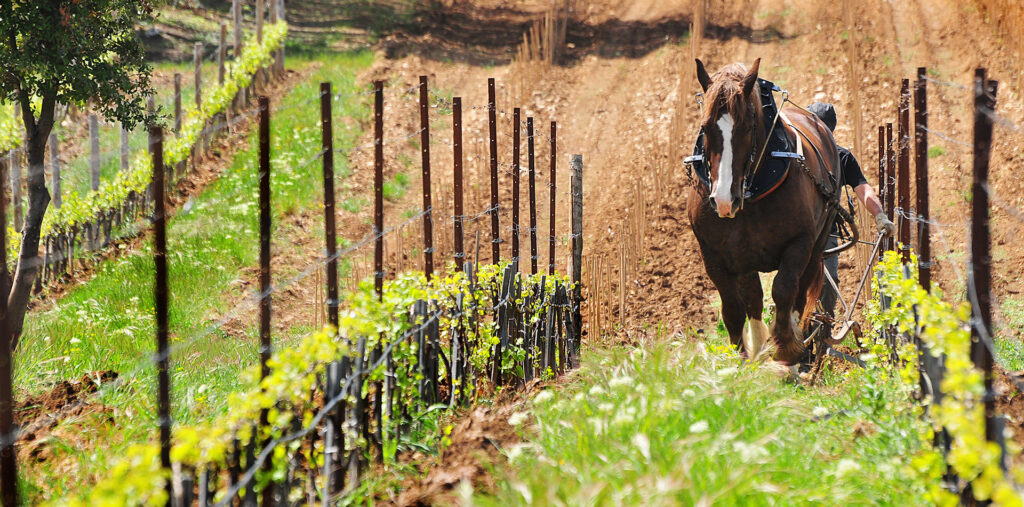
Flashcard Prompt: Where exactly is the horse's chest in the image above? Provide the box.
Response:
[693,218,789,272]
[722,230,780,269]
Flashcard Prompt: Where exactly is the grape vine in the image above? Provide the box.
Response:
[67,263,576,505]
[869,251,1023,505]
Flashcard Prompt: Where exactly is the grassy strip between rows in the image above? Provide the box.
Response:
[15,50,374,502]
[0,103,19,153]
[480,335,927,505]
[476,252,1024,506]
[58,59,224,198]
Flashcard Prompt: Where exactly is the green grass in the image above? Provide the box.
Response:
[997,298,1024,370]
[16,50,374,501]
[479,336,929,505]
[383,171,410,201]
[154,7,223,36]
[341,195,369,213]
[928,145,947,158]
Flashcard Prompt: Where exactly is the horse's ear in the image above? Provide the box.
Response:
[696,59,712,92]
[742,58,761,97]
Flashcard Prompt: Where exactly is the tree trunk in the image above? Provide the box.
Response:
[8,128,51,350]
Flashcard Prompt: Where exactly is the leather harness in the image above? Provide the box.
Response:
[684,85,847,258]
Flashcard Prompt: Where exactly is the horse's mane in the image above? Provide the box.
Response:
[700,63,765,132]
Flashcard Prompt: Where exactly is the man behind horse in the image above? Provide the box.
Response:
[805,102,895,324]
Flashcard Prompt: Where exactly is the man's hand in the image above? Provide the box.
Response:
[875,212,895,237]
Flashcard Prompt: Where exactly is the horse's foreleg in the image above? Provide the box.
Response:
[737,273,769,358]
[771,240,812,364]
[706,268,747,354]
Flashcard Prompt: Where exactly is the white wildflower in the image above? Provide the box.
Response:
[589,385,604,396]
[689,420,709,433]
[612,412,635,427]
[834,459,861,478]
[505,443,534,462]
[455,479,474,504]
[508,412,529,426]
[655,476,676,493]
[632,433,651,460]
[533,390,554,405]
[733,441,768,462]
[512,481,533,504]
[69,337,82,345]
[812,406,829,418]
[682,389,696,398]
[597,402,614,413]
[755,483,781,493]
[608,375,634,389]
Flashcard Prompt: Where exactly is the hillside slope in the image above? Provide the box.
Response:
[369,0,1024,341]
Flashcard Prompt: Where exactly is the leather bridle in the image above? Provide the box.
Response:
[695,88,789,212]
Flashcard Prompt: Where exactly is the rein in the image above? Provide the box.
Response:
[739,89,789,211]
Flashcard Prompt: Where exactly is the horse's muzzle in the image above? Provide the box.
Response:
[711,196,739,219]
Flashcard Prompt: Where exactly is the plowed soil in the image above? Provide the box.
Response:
[367,0,1024,337]
[995,367,1024,467]
[15,370,118,463]
[347,0,1024,497]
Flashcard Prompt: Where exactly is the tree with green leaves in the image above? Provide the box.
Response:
[0,0,156,348]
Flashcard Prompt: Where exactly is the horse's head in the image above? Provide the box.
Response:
[695,58,762,219]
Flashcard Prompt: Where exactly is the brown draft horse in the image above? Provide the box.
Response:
[687,58,839,364]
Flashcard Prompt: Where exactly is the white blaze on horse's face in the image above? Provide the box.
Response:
[712,113,736,218]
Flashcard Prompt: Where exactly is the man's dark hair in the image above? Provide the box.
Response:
[807,102,837,132]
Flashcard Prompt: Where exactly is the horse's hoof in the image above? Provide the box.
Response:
[765,361,799,382]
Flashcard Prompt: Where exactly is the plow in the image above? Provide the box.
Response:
[805,212,888,377]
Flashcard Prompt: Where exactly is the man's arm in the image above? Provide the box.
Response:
[854,182,894,236]
[854,183,883,217]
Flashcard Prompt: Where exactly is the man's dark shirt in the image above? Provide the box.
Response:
[838,146,867,189]
[830,146,868,233]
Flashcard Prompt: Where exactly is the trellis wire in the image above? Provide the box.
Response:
[2,73,586,506]
[869,66,1020,500]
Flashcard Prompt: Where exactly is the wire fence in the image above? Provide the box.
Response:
[0,68,586,504]
[859,66,1024,503]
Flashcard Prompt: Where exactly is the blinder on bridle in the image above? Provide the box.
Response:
[684,128,751,212]
[685,119,763,213]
